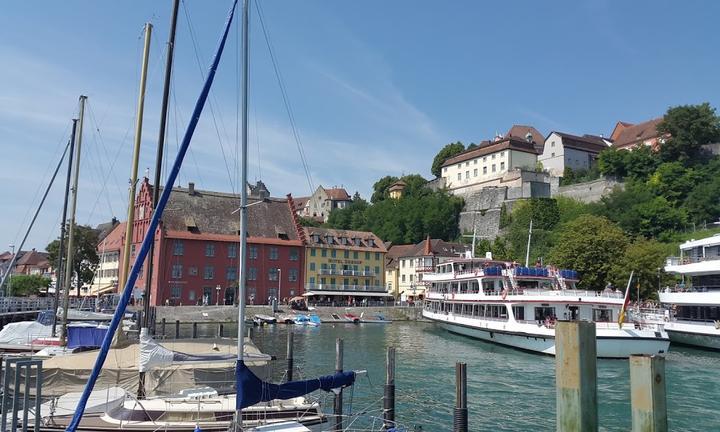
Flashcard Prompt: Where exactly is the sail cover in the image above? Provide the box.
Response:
[138,329,270,372]
[236,360,355,409]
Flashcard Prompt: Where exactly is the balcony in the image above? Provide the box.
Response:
[665,255,720,276]
[304,283,387,293]
[317,269,375,277]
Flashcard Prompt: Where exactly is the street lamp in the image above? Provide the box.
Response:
[216,284,221,306]
[277,268,282,303]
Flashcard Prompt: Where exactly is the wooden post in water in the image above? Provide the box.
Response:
[333,338,344,432]
[161,318,166,338]
[454,362,468,432]
[192,322,198,339]
[217,323,224,337]
[555,320,597,432]
[383,347,396,430]
[286,331,294,382]
[175,320,180,339]
[630,355,667,432]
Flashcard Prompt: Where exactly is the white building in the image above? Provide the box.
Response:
[441,137,539,195]
[88,222,124,296]
[296,186,352,222]
[539,132,611,176]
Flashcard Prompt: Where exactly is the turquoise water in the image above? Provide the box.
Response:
[203,322,720,431]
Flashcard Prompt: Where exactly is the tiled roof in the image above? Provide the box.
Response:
[612,117,664,149]
[552,132,610,154]
[442,137,539,167]
[15,249,49,266]
[325,188,351,201]
[96,218,120,242]
[98,222,127,251]
[293,196,310,212]
[506,125,544,152]
[387,239,467,259]
[151,182,299,241]
[302,227,386,252]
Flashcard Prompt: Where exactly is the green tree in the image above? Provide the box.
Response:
[658,103,720,164]
[505,199,560,263]
[47,223,99,295]
[598,147,628,178]
[298,216,321,227]
[431,142,465,178]
[610,239,675,301]
[646,162,700,204]
[549,215,629,290]
[685,177,720,225]
[498,203,511,229]
[7,274,50,296]
[326,193,369,230]
[598,146,658,181]
[370,176,398,203]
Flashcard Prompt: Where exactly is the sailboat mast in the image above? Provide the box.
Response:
[51,119,77,337]
[119,23,152,290]
[237,0,250,367]
[60,95,87,346]
[138,0,179,399]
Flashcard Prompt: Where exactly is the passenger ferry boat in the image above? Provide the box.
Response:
[659,234,720,350]
[422,257,670,358]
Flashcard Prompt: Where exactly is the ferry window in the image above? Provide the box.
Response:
[469,280,479,293]
[482,280,495,294]
[592,309,612,322]
[512,306,525,321]
[534,307,556,322]
[459,282,468,293]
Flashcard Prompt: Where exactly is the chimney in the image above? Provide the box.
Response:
[424,235,432,255]
[188,182,195,195]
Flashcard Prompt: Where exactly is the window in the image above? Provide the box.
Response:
[465,171,470,179]
[249,245,258,259]
[457,173,461,180]
[401,260,405,268]
[248,267,257,281]
[228,244,237,258]
[365,252,370,260]
[410,274,414,282]
[492,164,496,172]
[269,247,279,260]
[513,306,525,321]
[593,309,612,322]
[483,156,487,162]
[205,243,215,257]
[465,162,469,167]
[474,159,478,164]
[500,162,505,170]
[227,266,237,281]
[188,290,196,301]
[322,249,327,257]
[402,275,406,282]
[442,167,447,173]
[330,278,336,285]
[269,268,279,281]
[289,248,298,261]
[375,266,380,275]
[172,264,182,279]
[204,266,214,280]
[473,168,478,177]
[188,266,198,276]
[353,251,358,259]
[309,276,316,285]
[500,151,504,157]
[492,154,496,159]
[534,306,556,322]
[483,166,487,174]
[344,250,349,258]
[551,141,555,147]
[288,269,298,282]
[551,152,555,157]
[310,248,316,257]
[171,285,182,299]
[331,250,337,258]
[131,244,136,255]
[375,252,380,260]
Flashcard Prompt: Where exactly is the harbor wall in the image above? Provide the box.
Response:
[153,305,426,323]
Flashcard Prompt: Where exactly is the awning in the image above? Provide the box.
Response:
[95,284,117,294]
[303,291,394,297]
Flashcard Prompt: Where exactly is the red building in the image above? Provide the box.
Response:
[120,179,304,306]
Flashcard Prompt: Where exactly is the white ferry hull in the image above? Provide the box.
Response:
[426,312,669,359]
[665,322,720,350]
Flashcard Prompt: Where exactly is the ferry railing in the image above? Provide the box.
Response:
[661,285,720,293]
[666,255,720,266]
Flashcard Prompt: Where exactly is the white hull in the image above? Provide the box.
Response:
[425,311,669,359]
[665,321,720,350]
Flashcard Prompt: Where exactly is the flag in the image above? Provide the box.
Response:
[618,270,634,326]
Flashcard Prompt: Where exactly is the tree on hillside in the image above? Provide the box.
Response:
[505,198,560,263]
[598,145,658,181]
[431,142,465,178]
[658,103,720,164]
[685,177,720,225]
[326,194,369,231]
[47,223,99,295]
[611,239,675,301]
[647,162,700,204]
[7,274,50,296]
[549,215,629,290]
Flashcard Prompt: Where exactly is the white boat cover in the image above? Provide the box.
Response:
[138,328,272,372]
[0,321,50,345]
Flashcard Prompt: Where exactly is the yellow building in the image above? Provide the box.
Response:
[388,180,407,200]
[302,227,390,305]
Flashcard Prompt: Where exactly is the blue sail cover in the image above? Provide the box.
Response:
[235,360,355,409]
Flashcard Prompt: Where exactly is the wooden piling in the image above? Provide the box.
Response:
[217,323,224,337]
[555,320,597,432]
[174,320,180,339]
[333,338,344,432]
[192,322,198,339]
[630,355,667,432]
[383,347,396,430]
[286,332,294,382]
[161,318,166,338]
[454,362,468,432]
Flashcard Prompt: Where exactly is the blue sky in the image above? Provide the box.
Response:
[1,0,719,252]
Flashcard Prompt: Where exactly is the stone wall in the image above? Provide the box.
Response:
[553,177,623,203]
[154,305,426,322]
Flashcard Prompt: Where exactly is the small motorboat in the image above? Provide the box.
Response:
[295,314,321,327]
[253,314,277,326]
[343,313,360,324]
[278,314,296,324]
[359,313,391,324]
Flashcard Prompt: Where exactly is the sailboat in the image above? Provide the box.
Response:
[36,1,357,431]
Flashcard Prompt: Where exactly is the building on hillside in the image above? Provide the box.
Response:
[300,225,390,305]
[247,180,270,199]
[611,117,666,151]
[297,186,352,222]
[113,179,304,306]
[440,137,540,195]
[388,237,467,302]
[384,243,415,299]
[88,222,124,296]
[539,132,612,176]
[388,180,407,199]
[506,125,545,153]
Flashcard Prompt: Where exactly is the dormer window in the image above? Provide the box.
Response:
[354,238,361,246]
[367,238,375,247]
[325,235,334,244]
[312,234,320,243]
[340,237,348,245]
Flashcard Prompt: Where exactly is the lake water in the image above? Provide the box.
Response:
[193,321,720,431]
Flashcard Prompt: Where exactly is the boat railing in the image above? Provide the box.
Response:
[666,255,720,266]
[660,285,720,293]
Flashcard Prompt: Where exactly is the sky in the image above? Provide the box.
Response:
[1,0,720,252]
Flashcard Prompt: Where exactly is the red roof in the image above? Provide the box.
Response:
[325,188,351,201]
[611,117,664,150]
[442,137,539,167]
